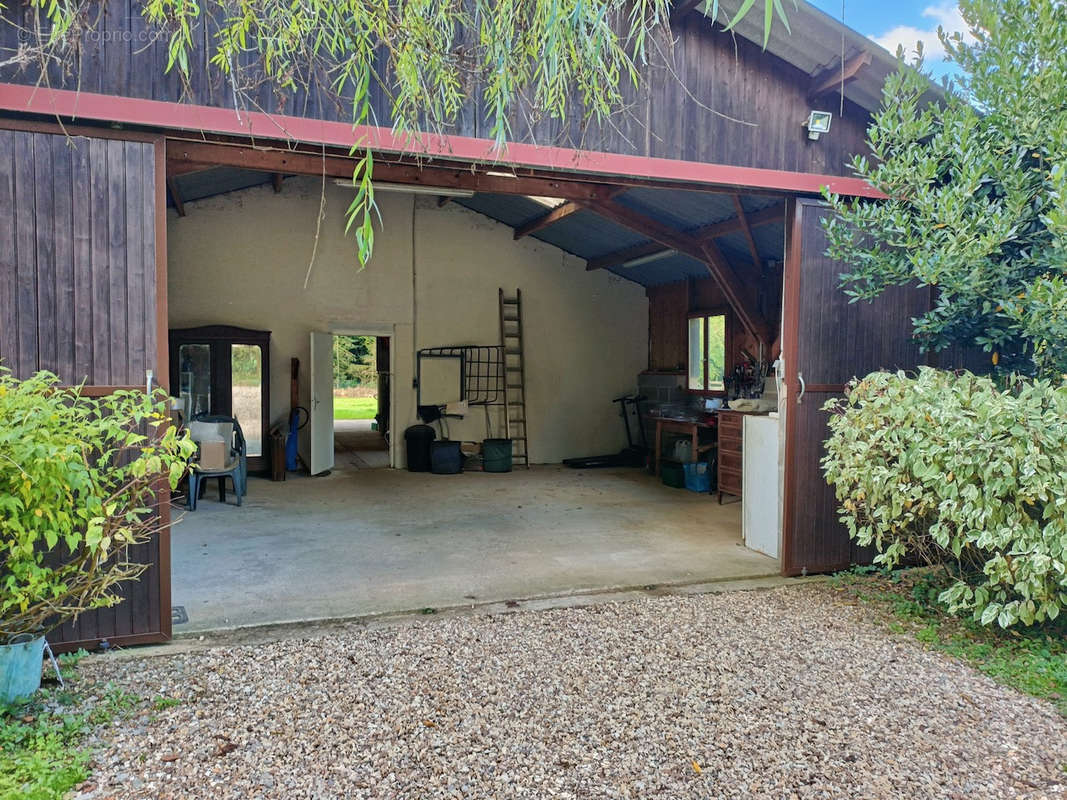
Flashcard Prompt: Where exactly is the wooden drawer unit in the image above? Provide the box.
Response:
[717,410,748,503]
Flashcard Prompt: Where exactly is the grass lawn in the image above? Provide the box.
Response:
[333,396,377,420]
[829,567,1067,716]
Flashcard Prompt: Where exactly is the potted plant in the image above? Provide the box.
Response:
[0,369,194,702]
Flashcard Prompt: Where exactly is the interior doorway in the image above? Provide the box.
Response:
[332,334,390,470]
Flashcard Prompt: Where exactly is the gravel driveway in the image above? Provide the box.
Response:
[75,586,1066,799]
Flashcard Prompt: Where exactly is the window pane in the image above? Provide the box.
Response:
[688,317,705,390]
[707,314,726,391]
[177,344,211,421]
[231,345,263,456]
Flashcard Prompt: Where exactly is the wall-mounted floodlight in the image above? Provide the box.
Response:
[806,110,833,140]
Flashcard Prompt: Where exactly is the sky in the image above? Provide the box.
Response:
[806,1,974,78]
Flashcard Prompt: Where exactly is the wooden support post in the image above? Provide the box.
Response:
[271,172,283,193]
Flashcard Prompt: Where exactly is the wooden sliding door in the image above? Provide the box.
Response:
[0,122,171,650]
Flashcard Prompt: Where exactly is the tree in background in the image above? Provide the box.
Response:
[823,0,1067,379]
[333,335,376,387]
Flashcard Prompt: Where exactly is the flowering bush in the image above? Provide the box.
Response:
[822,368,1067,627]
[0,370,194,639]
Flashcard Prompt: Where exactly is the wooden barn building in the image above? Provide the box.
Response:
[0,1,961,649]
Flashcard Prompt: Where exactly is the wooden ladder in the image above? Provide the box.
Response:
[499,288,530,468]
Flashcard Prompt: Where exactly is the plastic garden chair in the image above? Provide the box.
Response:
[187,415,247,510]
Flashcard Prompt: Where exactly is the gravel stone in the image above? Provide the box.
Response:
[74,586,1067,799]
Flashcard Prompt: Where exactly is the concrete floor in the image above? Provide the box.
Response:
[171,447,777,632]
[333,418,390,469]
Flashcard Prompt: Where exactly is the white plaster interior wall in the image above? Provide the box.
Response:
[167,176,647,465]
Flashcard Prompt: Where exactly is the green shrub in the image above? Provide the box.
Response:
[822,367,1067,628]
[0,369,195,639]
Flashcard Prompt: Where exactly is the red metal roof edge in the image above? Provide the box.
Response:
[0,83,884,199]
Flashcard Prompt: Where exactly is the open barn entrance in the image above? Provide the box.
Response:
[162,139,786,632]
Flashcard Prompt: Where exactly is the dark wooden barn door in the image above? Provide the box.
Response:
[0,123,170,650]
[780,199,929,576]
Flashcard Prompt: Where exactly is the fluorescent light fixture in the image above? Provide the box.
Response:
[806,110,833,140]
[622,249,676,269]
[332,179,474,198]
[486,170,518,178]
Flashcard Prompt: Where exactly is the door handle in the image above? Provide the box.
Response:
[797,372,806,405]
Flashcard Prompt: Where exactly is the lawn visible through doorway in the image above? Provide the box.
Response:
[333,334,378,421]
[334,395,377,420]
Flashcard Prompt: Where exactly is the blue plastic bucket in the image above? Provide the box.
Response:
[0,636,45,703]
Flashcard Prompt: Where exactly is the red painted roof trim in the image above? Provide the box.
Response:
[0,83,883,198]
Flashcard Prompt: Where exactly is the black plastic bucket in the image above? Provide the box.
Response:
[483,438,513,473]
[404,424,436,472]
[431,440,463,474]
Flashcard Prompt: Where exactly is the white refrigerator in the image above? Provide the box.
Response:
[742,414,781,559]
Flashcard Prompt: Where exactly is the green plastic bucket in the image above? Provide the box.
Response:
[483,438,513,473]
[661,462,686,489]
[0,636,45,703]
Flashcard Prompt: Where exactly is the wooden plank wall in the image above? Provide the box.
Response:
[647,268,783,374]
[647,281,689,372]
[0,130,157,385]
[0,127,168,650]
[0,7,872,177]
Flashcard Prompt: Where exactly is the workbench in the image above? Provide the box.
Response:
[652,416,717,476]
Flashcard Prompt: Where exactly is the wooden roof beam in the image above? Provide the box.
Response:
[732,195,762,266]
[582,198,771,344]
[166,141,620,203]
[513,201,582,240]
[808,51,872,101]
[586,202,785,271]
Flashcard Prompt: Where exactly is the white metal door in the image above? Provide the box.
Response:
[309,331,335,475]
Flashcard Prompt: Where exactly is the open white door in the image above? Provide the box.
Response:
[309,331,335,476]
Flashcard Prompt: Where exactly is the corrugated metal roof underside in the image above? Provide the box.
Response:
[169,166,274,205]
[614,187,781,232]
[453,193,551,229]
[530,208,648,258]
[605,253,709,286]
[166,168,785,288]
[451,186,786,287]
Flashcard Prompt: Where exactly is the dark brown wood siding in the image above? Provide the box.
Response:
[781,200,929,575]
[0,9,872,177]
[0,130,158,385]
[647,267,784,374]
[0,126,170,651]
[647,281,690,372]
